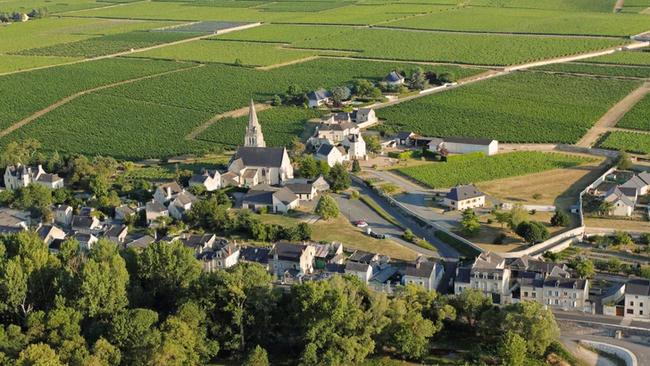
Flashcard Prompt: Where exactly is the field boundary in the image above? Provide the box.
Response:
[184,103,272,141]
[0,64,204,139]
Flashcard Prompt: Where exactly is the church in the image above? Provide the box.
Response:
[226,101,294,187]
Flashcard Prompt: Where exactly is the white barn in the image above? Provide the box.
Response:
[430,137,498,156]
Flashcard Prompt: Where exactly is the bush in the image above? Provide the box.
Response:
[315,195,339,220]
[550,210,570,227]
[516,221,549,244]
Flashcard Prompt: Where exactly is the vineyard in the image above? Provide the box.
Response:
[617,94,650,131]
[197,107,322,147]
[584,50,650,66]
[395,152,593,189]
[384,7,650,36]
[0,58,194,130]
[133,40,326,67]
[599,131,650,155]
[377,72,640,143]
[0,54,78,74]
[533,63,650,79]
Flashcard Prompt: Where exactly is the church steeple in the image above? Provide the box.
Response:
[244,99,265,148]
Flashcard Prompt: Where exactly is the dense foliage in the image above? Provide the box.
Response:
[396,152,591,188]
[599,131,650,155]
[616,94,650,131]
[534,62,650,79]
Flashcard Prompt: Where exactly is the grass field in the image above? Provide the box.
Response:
[197,107,321,147]
[132,40,327,66]
[617,94,650,131]
[395,151,593,189]
[384,6,650,36]
[599,131,650,154]
[0,57,195,131]
[584,50,650,66]
[377,72,640,143]
[533,62,650,79]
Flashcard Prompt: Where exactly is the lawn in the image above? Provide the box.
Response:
[616,94,650,131]
[377,72,640,143]
[598,131,650,154]
[289,27,628,66]
[132,40,324,66]
[0,57,195,131]
[395,151,594,189]
[197,107,321,147]
[384,6,650,36]
[533,62,650,79]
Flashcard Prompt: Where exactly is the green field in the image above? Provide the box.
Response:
[224,25,629,66]
[0,54,79,74]
[617,94,650,131]
[533,62,650,78]
[384,7,650,36]
[0,0,108,13]
[395,152,592,188]
[584,50,650,66]
[599,131,650,154]
[132,40,329,66]
[0,58,195,130]
[197,107,322,147]
[377,72,640,144]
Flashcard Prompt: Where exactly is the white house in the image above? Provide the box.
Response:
[104,224,128,244]
[455,252,511,304]
[189,170,221,192]
[37,224,66,246]
[200,240,241,271]
[384,71,405,86]
[443,185,485,211]
[72,232,98,251]
[168,191,197,220]
[313,122,360,144]
[620,172,650,196]
[542,277,590,312]
[54,205,73,227]
[345,261,373,283]
[342,134,366,160]
[145,201,169,225]
[4,164,64,190]
[351,108,377,127]
[603,186,636,217]
[307,89,332,108]
[71,215,101,234]
[429,137,499,156]
[268,242,316,276]
[153,182,184,205]
[285,182,317,201]
[242,185,299,214]
[625,279,650,319]
[402,257,444,292]
[315,144,346,167]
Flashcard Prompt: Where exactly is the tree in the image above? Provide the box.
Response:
[460,209,480,237]
[315,195,339,220]
[550,210,570,227]
[352,79,382,100]
[493,210,511,228]
[89,338,121,366]
[616,150,632,170]
[16,343,63,366]
[331,86,351,106]
[186,197,232,233]
[508,204,527,230]
[502,301,559,357]
[575,259,595,279]
[271,95,282,106]
[328,163,350,192]
[408,67,429,90]
[365,135,381,154]
[351,159,361,173]
[598,200,614,216]
[294,222,312,241]
[438,72,455,83]
[498,331,526,366]
[298,155,319,179]
[0,139,41,167]
[243,345,269,366]
[613,231,633,248]
[318,160,330,177]
[451,288,491,327]
[515,221,549,244]
[402,229,415,242]
[108,309,160,366]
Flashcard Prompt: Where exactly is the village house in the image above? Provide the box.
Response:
[342,133,367,160]
[351,108,377,126]
[429,137,499,156]
[54,204,73,227]
[241,184,299,214]
[145,201,169,225]
[603,186,636,217]
[321,112,352,125]
[72,232,98,251]
[268,241,316,277]
[402,257,445,292]
[620,171,650,196]
[228,142,294,187]
[384,71,405,87]
[313,121,360,144]
[394,131,417,146]
[307,89,332,108]
[37,224,66,246]
[4,164,64,190]
[345,261,373,283]
[125,234,156,250]
[313,242,344,269]
[239,247,270,270]
[541,277,590,312]
[153,182,184,205]
[455,252,511,304]
[314,144,346,167]
[168,191,197,220]
[443,185,485,211]
[114,204,136,223]
[0,209,30,234]
[189,169,221,192]
[199,239,240,271]
[285,182,317,201]
[624,279,650,319]
[178,233,216,255]
[103,224,128,245]
[71,215,101,234]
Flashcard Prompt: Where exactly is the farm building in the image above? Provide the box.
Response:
[429,137,498,156]
[443,185,485,211]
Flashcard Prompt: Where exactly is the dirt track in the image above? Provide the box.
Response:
[184,103,271,140]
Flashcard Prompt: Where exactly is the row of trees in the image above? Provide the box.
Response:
[0,8,47,22]
[0,231,564,365]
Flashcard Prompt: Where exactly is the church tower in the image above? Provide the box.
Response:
[244,99,266,148]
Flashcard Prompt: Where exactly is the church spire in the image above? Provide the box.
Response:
[244,99,266,148]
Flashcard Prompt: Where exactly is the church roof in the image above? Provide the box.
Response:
[234,147,286,167]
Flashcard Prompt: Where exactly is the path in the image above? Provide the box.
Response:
[255,55,320,71]
[185,103,271,140]
[0,64,204,138]
[576,81,650,148]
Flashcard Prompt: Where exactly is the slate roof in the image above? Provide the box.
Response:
[72,215,96,229]
[234,147,286,167]
[105,224,127,237]
[243,190,274,205]
[444,136,495,146]
[158,182,183,195]
[626,279,650,296]
[456,267,471,284]
[285,183,313,195]
[36,173,62,183]
[345,261,371,272]
[348,250,378,264]
[396,131,415,140]
[446,185,484,201]
[126,235,156,249]
[543,276,587,290]
[270,242,308,261]
[318,122,357,131]
[316,144,337,156]
[146,201,168,213]
[308,89,332,101]
[384,71,404,82]
[404,261,436,278]
[240,247,270,264]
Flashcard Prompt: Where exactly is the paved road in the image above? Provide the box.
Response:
[554,311,650,331]
[350,177,460,259]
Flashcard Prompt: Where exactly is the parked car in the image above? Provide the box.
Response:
[355,220,368,228]
[370,231,386,239]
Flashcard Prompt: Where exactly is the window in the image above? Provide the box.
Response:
[524,291,529,297]
[532,292,536,298]
[627,309,634,314]
[641,310,644,316]
[641,303,644,307]
[631,301,635,306]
